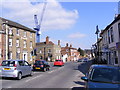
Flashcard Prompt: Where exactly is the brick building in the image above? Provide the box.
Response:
[0,17,36,64]
[36,36,61,62]
[61,43,80,62]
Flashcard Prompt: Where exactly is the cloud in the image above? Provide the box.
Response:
[68,32,86,38]
[1,0,79,31]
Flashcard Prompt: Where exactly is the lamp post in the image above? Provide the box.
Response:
[95,25,100,64]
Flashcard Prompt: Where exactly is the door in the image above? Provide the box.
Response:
[23,52,28,61]
[24,61,31,75]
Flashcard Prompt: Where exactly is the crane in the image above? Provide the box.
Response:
[34,0,47,43]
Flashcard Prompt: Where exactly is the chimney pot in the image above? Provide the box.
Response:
[46,36,49,44]
[58,40,60,46]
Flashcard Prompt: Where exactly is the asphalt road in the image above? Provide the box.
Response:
[1,61,92,90]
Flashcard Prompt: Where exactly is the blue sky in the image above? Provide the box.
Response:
[0,0,119,49]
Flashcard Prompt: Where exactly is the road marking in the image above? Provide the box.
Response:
[25,75,42,82]
[7,86,12,88]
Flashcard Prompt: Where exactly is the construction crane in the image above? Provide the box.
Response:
[34,0,47,43]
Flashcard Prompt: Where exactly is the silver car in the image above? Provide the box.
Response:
[0,60,33,80]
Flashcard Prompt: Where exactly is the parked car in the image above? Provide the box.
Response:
[81,65,120,89]
[32,60,50,72]
[83,58,88,62]
[54,59,64,66]
[78,59,82,62]
[0,60,33,80]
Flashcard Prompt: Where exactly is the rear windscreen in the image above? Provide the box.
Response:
[35,61,44,65]
[2,61,15,67]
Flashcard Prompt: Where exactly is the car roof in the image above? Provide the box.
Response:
[2,60,25,61]
[91,64,120,69]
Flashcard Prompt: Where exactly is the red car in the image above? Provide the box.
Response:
[54,60,64,66]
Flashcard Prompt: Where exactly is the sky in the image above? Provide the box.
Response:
[0,0,119,49]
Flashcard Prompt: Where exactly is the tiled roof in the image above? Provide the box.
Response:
[0,17,36,33]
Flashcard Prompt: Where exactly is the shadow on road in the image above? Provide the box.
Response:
[72,87,85,90]
[73,81,85,86]
[74,61,93,75]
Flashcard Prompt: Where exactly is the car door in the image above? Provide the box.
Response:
[18,61,26,76]
[24,61,31,75]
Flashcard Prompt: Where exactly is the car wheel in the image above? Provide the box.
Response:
[17,72,22,80]
[43,68,46,72]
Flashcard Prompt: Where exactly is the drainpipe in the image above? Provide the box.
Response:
[5,21,8,60]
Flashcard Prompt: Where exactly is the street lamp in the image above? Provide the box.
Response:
[95,25,100,64]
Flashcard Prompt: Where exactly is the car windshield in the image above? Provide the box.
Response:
[56,60,62,62]
[91,68,120,84]
[1,61,15,67]
[35,61,44,65]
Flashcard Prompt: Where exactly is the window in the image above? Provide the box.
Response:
[16,39,19,47]
[110,27,114,43]
[23,40,27,48]
[24,31,27,37]
[24,61,29,66]
[30,41,32,48]
[39,49,42,53]
[30,32,32,38]
[114,51,118,65]
[9,38,12,46]
[118,23,120,41]
[18,61,24,66]
[16,28,19,35]
[16,52,20,59]
[48,49,51,53]
[9,27,12,35]
[30,54,32,61]
[108,30,111,44]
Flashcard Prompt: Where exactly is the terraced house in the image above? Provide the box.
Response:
[0,17,36,64]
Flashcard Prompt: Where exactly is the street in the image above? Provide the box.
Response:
[1,61,92,89]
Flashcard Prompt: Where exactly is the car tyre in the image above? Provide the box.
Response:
[17,72,22,80]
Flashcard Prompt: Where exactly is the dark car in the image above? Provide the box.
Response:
[81,65,120,89]
[33,60,50,72]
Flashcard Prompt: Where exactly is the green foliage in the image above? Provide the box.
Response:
[78,48,84,56]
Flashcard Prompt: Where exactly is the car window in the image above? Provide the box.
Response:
[35,61,43,65]
[24,61,29,66]
[91,68,120,83]
[2,61,15,67]
[18,61,24,66]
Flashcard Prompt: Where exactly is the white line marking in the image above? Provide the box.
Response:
[25,75,42,82]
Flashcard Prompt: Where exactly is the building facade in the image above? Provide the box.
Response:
[36,36,61,62]
[99,14,120,66]
[61,43,80,62]
[0,17,36,64]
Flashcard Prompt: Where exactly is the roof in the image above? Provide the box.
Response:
[36,41,54,45]
[2,60,25,61]
[100,14,120,36]
[0,17,36,33]
[104,14,120,31]
[91,64,120,69]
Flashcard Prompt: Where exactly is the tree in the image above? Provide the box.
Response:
[78,48,84,56]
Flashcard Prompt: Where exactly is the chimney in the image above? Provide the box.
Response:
[46,36,49,44]
[58,40,60,46]
[66,43,68,47]
[70,44,72,48]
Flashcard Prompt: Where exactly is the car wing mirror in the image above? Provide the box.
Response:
[81,76,88,82]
